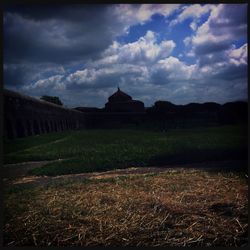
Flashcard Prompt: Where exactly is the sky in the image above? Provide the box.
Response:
[3,4,248,108]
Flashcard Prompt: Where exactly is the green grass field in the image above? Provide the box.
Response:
[4,124,248,176]
[3,124,248,246]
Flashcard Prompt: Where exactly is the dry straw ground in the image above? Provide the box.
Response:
[4,168,248,247]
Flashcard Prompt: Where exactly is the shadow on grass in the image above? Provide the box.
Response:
[148,148,248,171]
[28,147,248,177]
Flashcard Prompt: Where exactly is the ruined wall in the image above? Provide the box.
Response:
[3,89,86,139]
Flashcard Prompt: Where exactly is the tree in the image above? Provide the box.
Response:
[40,95,63,106]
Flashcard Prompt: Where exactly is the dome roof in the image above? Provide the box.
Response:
[108,87,132,103]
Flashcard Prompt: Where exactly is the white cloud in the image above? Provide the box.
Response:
[65,64,149,88]
[169,4,214,27]
[24,75,65,91]
[114,4,180,31]
[227,43,247,66]
[66,69,97,85]
[191,4,247,54]
[190,21,197,31]
[178,4,214,21]
[181,2,247,92]
[183,36,191,47]
[92,31,176,66]
[137,4,181,22]
[153,56,197,81]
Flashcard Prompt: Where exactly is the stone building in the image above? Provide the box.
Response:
[105,87,145,112]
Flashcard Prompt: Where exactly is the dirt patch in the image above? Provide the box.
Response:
[5,167,168,188]
[3,159,64,179]
[4,160,247,189]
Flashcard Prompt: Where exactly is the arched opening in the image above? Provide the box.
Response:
[5,118,13,139]
[33,120,40,135]
[45,121,50,133]
[54,121,58,132]
[40,121,45,134]
[60,120,64,131]
[26,120,32,136]
[57,121,61,131]
[16,119,25,138]
[76,120,79,129]
[50,121,54,132]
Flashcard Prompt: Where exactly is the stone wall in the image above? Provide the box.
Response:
[3,89,86,139]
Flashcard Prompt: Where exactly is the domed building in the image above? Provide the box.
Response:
[105,87,145,112]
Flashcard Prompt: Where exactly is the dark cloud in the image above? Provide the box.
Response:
[3,64,28,87]
[150,68,171,85]
[3,4,126,89]
[3,62,66,90]
[4,5,119,64]
[209,4,247,38]
[212,64,248,81]
[197,50,227,67]
[4,4,106,22]
[194,41,231,56]
[192,4,247,67]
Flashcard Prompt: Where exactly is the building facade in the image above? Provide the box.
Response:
[105,88,145,112]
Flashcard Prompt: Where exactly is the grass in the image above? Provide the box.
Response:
[4,124,247,176]
[3,169,248,246]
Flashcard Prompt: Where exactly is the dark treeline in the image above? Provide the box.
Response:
[145,100,248,129]
[40,95,63,106]
[75,100,247,130]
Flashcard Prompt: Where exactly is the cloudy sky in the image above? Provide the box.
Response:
[4,4,248,108]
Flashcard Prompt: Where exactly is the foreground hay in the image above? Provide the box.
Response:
[4,169,248,246]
